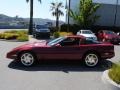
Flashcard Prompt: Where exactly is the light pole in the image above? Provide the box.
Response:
[114,0,118,26]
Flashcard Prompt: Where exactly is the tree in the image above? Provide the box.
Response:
[50,1,64,32]
[26,0,41,35]
[69,0,100,28]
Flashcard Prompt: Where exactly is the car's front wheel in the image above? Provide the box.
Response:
[19,52,36,67]
[84,53,99,67]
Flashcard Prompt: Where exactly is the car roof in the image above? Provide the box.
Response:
[80,29,91,31]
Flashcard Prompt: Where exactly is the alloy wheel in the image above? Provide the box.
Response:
[84,53,99,67]
[20,53,35,67]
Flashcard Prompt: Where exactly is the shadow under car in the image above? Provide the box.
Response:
[8,59,113,72]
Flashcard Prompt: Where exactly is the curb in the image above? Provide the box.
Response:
[102,70,120,90]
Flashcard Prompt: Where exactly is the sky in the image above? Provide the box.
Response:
[0,0,66,21]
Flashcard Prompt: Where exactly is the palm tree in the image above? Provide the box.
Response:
[67,0,71,32]
[26,0,41,35]
[50,1,64,32]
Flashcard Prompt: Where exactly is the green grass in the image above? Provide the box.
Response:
[109,63,120,84]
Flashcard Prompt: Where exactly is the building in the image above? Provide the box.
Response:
[67,0,120,27]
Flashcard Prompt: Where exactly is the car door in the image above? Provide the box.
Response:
[46,37,83,60]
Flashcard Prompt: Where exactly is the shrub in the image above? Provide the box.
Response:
[109,63,120,84]
[17,35,28,41]
[0,30,28,41]
[53,32,60,38]
[17,30,28,35]
[4,30,28,34]
[4,33,19,40]
[59,32,73,36]
[0,33,5,39]
[4,30,18,33]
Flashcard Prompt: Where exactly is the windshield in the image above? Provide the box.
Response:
[36,25,48,29]
[82,30,93,34]
[47,37,65,46]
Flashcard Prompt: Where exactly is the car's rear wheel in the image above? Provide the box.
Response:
[84,53,99,67]
[19,52,36,67]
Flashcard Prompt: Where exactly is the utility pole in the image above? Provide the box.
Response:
[114,0,118,27]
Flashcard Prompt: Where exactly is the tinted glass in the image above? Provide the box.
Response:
[47,37,65,46]
[84,39,101,44]
[36,25,48,29]
[82,30,93,34]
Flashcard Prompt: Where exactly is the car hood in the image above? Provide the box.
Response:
[81,34,96,38]
[13,41,47,50]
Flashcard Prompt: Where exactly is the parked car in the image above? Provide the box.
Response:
[7,35,114,67]
[97,30,120,44]
[33,25,50,39]
[77,30,97,40]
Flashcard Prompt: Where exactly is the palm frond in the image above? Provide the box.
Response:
[52,12,57,16]
[58,2,63,7]
[50,7,55,11]
[51,2,55,6]
[26,0,29,3]
[58,10,64,16]
[38,0,41,3]
[50,3,56,11]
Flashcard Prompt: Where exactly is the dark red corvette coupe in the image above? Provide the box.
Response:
[7,35,115,67]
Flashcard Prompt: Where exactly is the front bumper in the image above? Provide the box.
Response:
[101,52,115,59]
[6,51,18,59]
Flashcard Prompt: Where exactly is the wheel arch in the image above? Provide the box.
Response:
[82,50,101,67]
[17,50,38,60]
[82,50,101,60]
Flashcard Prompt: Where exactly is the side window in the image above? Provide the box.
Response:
[60,37,80,46]
[79,31,81,33]
[85,40,93,44]
[79,39,85,45]
[83,39,97,44]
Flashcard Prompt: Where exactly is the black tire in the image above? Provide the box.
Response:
[19,52,36,67]
[83,53,99,67]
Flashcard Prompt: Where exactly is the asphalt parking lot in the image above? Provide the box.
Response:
[0,40,120,90]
